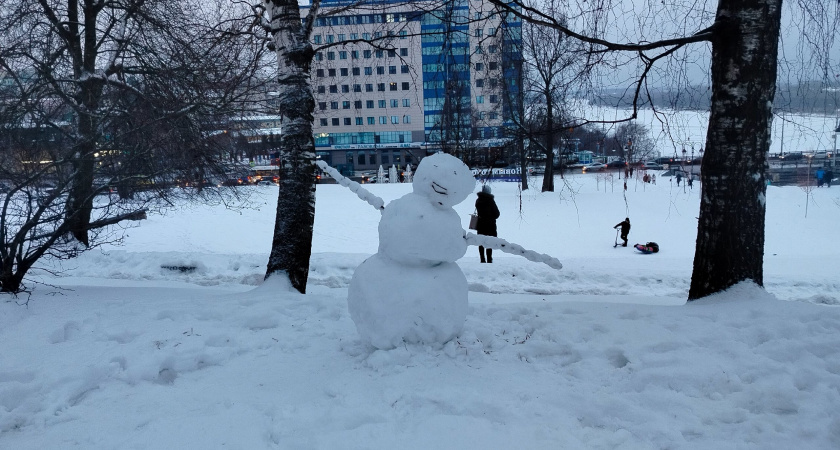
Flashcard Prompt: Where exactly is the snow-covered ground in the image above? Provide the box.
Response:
[2,172,840,449]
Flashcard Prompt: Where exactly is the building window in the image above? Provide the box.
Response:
[388,49,396,57]
[332,118,339,126]
[366,84,373,92]
[363,33,371,40]
[375,50,384,58]
[313,35,322,44]
[343,117,351,125]
[379,116,387,124]
[366,100,374,108]
[339,51,347,59]
[390,99,399,107]
[403,115,411,124]
[488,27,496,36]
[401,82,409,90]
[341,85,350,93]
[353,84,361,92]
[354,100,362,108]
[402,98,410,107]
[317,86,325,94]
[489,112,498,120]
[489,62,498,70]
[377,66,385,75]
[475,79,484,88]
[329,85,337,93]
[400,48,408,56]
[475,46,483,54]
[351,50,359,59]
[399,30,407,39]
[367,117,375,124]
[315,52,323,61]
[475,29,482,37]
[327,52,335,60]
[328,68,336,77]
[330,101,338,109]
[320,118,328,126]
[377,83,385,91]
[326,35,334,43]
[489,95,498,104]
[389,66,397,74]
[378,100,386,108]
[316,69,324,77]
[391,116,399,124]
[364,67,372,75]
[340,68,348,76]
[390,82,398,91]
[343,101,351,109]
[475,63,483,71]
[356,117,363,125]
[358,152,366,165]
[338,34,345,41]
[318,102,327,110]
[363,50,371,58]
[401,65,409,74]
[352,67,360,75]
[476,95,484,104]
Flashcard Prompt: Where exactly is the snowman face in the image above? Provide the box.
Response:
[412,153,475,209]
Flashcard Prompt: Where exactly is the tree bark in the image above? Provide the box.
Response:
[264,0,318,294]
[688,0,782,300]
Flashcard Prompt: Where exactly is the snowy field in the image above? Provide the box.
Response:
[2,172,840,449]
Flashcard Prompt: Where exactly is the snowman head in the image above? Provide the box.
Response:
[412,152,475,208]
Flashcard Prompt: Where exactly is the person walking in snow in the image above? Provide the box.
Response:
[475,184,500,263]
[614,217,631,247]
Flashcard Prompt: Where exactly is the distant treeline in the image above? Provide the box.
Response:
[589,83,840,115]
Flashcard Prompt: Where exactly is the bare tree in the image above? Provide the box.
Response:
[486,0,839,299]
[0,0,269,293]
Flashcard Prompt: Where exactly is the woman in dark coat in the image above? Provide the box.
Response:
[475,184,500,263]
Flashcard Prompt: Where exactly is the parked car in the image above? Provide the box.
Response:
[256,180,274,186]
[582,162,607,172]
[640,161,663,170]
[779,152,804,161]
[606,159,627,168]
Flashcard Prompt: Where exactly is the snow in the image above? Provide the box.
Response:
[2,171,840,449]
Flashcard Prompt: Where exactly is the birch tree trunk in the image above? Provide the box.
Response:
[264,0,318,293]
[688,0,783,299]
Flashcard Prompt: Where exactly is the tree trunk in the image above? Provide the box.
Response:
[542,92,555,192]
[688,0,782,300]
[264,0,317,294]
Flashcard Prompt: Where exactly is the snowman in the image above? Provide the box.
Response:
[348,153,474,349]
[316,153,561,349]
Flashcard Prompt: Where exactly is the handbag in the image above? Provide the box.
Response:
[468,210,479,230]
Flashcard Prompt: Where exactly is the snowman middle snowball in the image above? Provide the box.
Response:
[347,153,476,349]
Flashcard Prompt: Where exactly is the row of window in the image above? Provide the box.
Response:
[316,81,411,95]
[319,116,412,126]
[316,48,409,61]
[313,31,408,44]
[318,99,412,110]
[312,13,413,28]
[315,65,410,77]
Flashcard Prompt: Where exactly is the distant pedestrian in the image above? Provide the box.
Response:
[676,172,682,186]
[687,176,693,188]
[613,217,631,247]
[475,184,500,263]
[652,174,656,184]
[826,169,834,188]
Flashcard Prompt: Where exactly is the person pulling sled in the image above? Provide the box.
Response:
[613,218,630,247]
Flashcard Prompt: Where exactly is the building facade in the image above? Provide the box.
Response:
[303,0,522,173]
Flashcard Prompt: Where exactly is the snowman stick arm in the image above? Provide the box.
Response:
[465,232,563,270]
[315,160,385,211]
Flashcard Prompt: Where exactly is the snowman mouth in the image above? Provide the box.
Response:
[431,182,448,195]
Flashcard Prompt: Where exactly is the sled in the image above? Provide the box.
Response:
[634,242,659,254]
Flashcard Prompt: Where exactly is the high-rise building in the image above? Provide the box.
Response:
[303,0,523,173]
